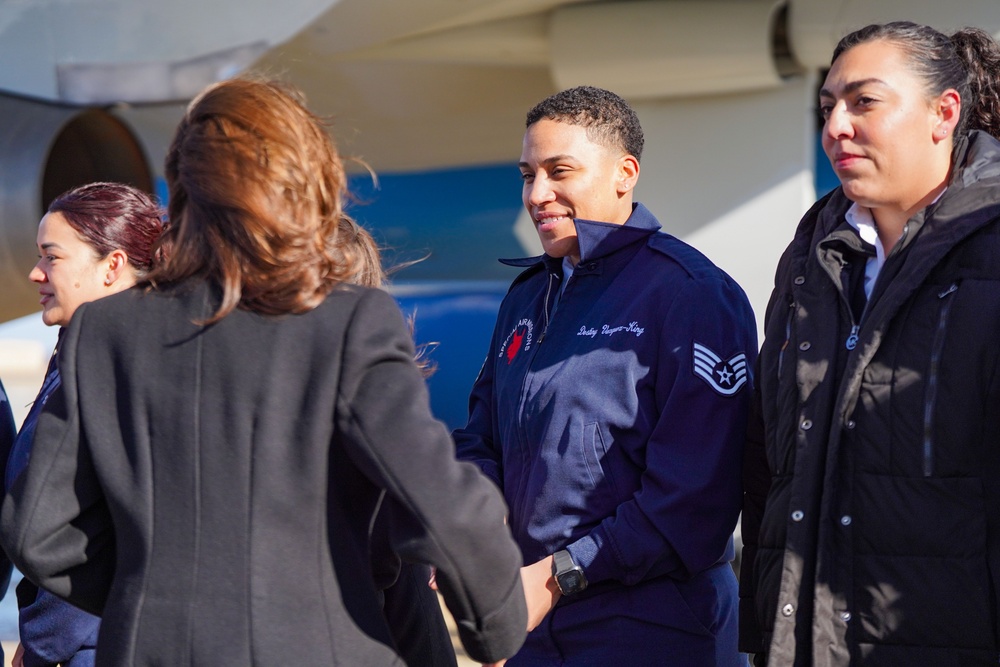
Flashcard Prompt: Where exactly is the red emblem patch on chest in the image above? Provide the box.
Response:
[506,329,525,364]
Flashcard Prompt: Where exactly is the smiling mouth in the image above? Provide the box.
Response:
[536,218,570,233]
[535,212,571,230]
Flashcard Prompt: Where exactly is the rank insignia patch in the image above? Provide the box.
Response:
[692,342,748,396]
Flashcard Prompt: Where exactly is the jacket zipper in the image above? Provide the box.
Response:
[923,282,958,477]
[511,268,561,527]
[844,223,910,350]
[536,270,559,344]
[843,299,869,351]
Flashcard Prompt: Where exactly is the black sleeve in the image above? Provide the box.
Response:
[334,288,526,664]
[739,373,771,655]
[0,304,115,615]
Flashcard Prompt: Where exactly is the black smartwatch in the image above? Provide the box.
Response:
[552,550,588,595]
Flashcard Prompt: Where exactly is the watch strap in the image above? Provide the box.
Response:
[552,549,576,575]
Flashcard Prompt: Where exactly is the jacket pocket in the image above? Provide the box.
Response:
[923,282,958,477]
[583,422,620,499]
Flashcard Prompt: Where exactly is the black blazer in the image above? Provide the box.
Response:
[1,280,526,666]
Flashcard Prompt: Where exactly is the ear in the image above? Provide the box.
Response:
[933,89,962,143]
[104,249,131,287]
[616,154,640,196]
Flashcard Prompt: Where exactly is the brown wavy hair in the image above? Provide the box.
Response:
[148,77,361,323]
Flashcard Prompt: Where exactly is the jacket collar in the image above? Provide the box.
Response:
[801,130,1000,351]
[575,202,660,262]
[806,131,1000,267]
[500,202,660,269]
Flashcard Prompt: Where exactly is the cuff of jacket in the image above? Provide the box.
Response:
[565,533,605,583]
[16,576,38,609]
[454,569,527,664]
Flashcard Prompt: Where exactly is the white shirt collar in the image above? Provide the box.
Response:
[845,203,884,264]
[843,189,947,300]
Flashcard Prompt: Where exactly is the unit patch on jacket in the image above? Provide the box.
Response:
[499,318,534,364]
[692,342,748,396]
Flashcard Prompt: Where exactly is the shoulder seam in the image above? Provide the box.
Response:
[646,233,722,281]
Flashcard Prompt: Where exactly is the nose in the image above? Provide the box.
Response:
[824,101,854,141]
[29,263,46,283]
[525,173,555,208]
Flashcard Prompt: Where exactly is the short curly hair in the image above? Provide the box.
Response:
[526,86,644,162]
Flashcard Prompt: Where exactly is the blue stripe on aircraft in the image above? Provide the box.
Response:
[347,162,526,282]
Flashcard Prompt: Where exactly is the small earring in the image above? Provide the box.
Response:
[104,278,112,285]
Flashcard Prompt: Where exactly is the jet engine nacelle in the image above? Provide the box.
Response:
[0,94,152,322]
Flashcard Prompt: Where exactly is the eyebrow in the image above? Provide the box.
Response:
[39,242,64,251]
[518,154,578,169]
[819,77,889,99]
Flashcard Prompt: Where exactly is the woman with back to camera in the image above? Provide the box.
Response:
[0,77,527,666]
[740,21,1000,666]
[6,182,163,667]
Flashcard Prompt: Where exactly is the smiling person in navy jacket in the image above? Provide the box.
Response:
[454,86,757,666]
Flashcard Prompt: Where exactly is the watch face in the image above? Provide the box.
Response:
[558,570,584,593]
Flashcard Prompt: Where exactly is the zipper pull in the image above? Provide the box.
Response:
[846,324,859,350]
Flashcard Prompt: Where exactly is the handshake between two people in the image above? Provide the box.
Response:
[429,554,562,667]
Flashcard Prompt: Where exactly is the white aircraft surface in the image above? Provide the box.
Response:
[0,0,996,646]
[1,0,997,329]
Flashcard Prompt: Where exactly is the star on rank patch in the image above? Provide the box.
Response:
[692,342,748,396]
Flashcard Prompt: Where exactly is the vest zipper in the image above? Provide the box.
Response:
[923,282,958,477]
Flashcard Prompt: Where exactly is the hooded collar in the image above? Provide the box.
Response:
[501,202,660,269]
[804,130,1000,351]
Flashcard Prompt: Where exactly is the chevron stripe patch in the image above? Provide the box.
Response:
[693,342,748,396]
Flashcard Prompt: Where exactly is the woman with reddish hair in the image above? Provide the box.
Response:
[1,78,526,666]
[7,181,164,667]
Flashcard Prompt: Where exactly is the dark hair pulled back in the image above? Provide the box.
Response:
[832,21,1000,140]
[48,182,165,275]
